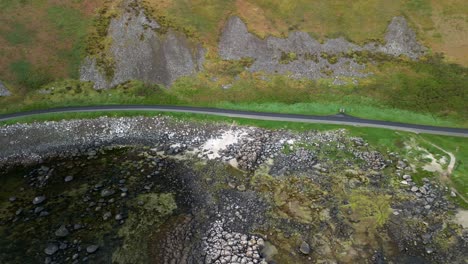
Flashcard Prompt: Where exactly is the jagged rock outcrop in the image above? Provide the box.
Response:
[219,16,425,82]
[80,4,205,89]
[379,16,426,59]
[0,81,11,96]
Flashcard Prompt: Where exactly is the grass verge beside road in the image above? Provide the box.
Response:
[1,110,467,208]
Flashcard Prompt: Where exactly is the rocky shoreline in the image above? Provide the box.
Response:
[1,116,467,263]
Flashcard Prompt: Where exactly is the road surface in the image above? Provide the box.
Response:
[0,105,467,137]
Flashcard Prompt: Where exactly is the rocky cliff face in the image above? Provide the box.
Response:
[219,16,425,83]
[80,4,205,89]
[0,81,11,96]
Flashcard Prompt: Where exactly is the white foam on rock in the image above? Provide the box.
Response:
[200,128,249,159]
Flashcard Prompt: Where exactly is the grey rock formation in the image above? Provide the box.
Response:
[379,17,426,59]
[0,81,11,96]
[219,16,425,82]
[80,5,205,89]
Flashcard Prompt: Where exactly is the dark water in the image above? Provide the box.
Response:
[0,147,191,264]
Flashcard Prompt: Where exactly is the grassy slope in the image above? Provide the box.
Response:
[1,111,467,208]
[0,0,103,91]
[0,0,466,128]
[145,0,468,65]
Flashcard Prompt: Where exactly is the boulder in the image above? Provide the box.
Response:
[0,81,11,97]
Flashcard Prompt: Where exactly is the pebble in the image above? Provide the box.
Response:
[103,212,112,220]
[9,196,16,202]
[33,196,46,205]
[115,214,123,221]
[86,245,99,254]
[299,241,311,255]
[64,176,74,182]
[100,189,115,197]
[425,247,434,254]
[411,187,419,192]
[55,224,70,237]
[44,243,59,255]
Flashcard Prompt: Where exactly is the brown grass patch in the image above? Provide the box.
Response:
[235,0,284,38]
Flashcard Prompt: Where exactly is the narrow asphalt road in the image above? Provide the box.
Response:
[0,105,467,137]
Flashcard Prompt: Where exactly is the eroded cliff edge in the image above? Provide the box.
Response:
[80,2,205,89]
[219,16,425,83]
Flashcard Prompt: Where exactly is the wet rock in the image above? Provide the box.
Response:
[55,225,69,237]
[44,243,59,255]
[115,214,123,221]
[39,211,49,217]
[425,247,434,254]
[299,241,311,255]
[33,196,46,205]
[86,245,99,254]
[103,212,112,221]
[64,176,74,182]
[237,184,246,191]
[100,189,115,197]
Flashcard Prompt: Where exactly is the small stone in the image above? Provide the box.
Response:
[299,241,311,255]
[34,207,44,214]
[44,243,59,255]
[9,196,16,202]
[425,247,434,254]
[74,224,82,230]
[100,189,115,197]
[33,196,46,205]
[400,180,408,185]
[115,214,123,221]
[39,211,49,217]
[86,245,99,254]
[411,187,419,192]
[103,212,112,221]
[64,176,74,182]
[237,185,246,191]
[55,224,70,237]
[450,191,457,197]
